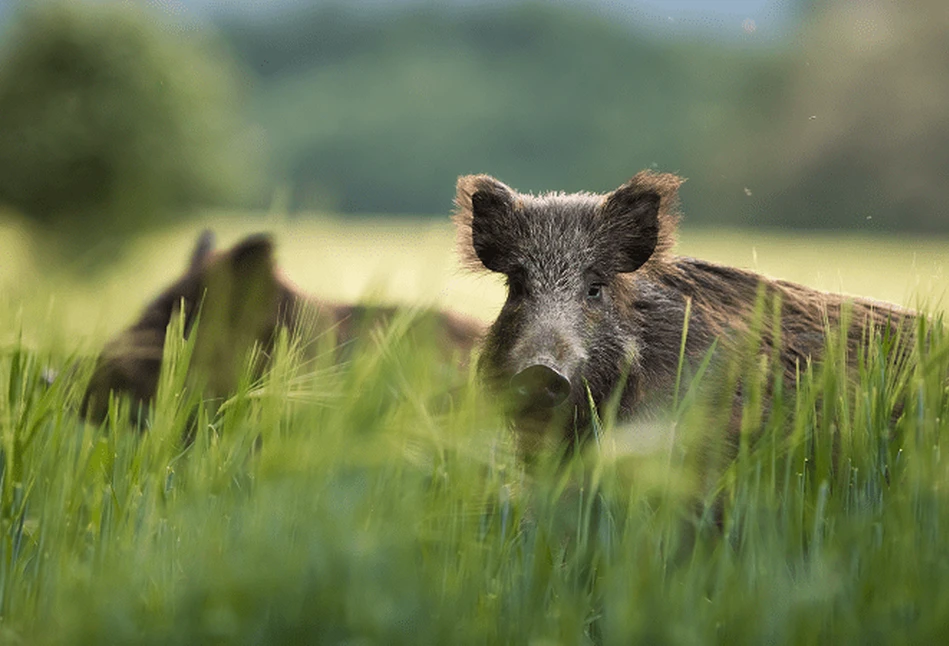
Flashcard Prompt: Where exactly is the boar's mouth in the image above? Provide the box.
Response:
[509,403,570,436]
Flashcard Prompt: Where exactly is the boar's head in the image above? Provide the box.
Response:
[455,171,683,455]
[81,231,296,423]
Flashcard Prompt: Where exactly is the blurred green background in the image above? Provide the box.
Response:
[0,0,945,340]
[1,0,946,233]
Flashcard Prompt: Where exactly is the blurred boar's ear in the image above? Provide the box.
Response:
[599,171,683,273]
[228,233,275,281]
[454,174,516,274]
[202,232,278,304]
[187,229,215,273]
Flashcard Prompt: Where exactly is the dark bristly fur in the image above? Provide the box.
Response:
[81,231,485,424]
[454,170,916,458]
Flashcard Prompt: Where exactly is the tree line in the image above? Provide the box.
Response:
[0,0,945,241]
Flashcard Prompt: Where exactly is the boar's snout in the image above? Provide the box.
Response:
[510,364,571,410]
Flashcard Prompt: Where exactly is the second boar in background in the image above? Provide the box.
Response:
[81,231,485,423]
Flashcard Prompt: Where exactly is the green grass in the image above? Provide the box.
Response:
[1,222,948,643]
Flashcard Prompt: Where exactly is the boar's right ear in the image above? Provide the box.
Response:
[202,233,277,318]
[600,171,683,273]
[228,233,275,278]
[454,174,516,273]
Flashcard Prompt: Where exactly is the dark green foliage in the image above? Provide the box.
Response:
[0,1,257,241]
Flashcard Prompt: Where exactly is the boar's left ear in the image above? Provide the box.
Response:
[600,171,683,272]
[454,174,517,273]
[187,229,215,273]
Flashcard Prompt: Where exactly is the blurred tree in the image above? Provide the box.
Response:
[0,1,261,250]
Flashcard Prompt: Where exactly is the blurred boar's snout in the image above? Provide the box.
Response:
[510,364,571,409]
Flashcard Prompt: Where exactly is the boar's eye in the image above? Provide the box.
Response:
[586,284,605,301]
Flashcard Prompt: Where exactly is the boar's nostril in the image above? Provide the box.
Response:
[510,364,571,409]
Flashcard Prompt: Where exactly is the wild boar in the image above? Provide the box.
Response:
[81,230,484,423]
[454,171,915,458]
